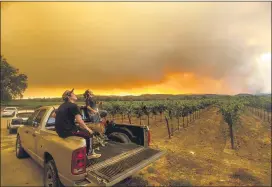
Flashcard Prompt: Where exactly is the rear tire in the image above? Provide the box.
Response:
[16,135,29,158]
[118,176,133,186]
[44,160,62,187]
[109,132,131,143]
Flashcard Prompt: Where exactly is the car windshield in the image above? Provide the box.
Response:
[17,113,33,118]
[5,108,16,111]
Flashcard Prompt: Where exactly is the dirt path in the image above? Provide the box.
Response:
[137,107,271,186]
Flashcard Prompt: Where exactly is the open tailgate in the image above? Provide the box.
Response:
[85,147,165,186]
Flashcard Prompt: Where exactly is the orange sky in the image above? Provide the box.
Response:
[1,2,271,98]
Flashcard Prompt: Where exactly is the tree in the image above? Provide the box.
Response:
[157,103,167,122]
[219,101,244,149]
[151,105,158,124]
[1,56,28,102]
[133,105,144,125]
[141,104,152,126]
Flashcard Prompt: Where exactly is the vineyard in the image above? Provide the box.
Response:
[98,95,271,186]
[100,96,271,146]
[1,94,271,186]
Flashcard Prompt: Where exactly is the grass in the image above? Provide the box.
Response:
[167,179,192,187]
[230,168,263,186]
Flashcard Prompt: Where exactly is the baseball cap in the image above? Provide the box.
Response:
[84,89,94,97]
[62,88,74,101]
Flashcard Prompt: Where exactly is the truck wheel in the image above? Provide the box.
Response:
[16,135,29,158]
[109,132,131,143]
[44,160,62,187]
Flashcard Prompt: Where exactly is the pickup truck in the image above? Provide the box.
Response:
[16,105,165,187]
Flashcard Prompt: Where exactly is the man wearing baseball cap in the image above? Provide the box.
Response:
[84,89,100,123]
[55,88,101,159]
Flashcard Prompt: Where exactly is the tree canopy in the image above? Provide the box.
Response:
[1,56,28,102]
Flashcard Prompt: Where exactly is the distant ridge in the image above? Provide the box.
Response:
[254,93,271,96]
[235,93,271,97]
[235,93,253,96]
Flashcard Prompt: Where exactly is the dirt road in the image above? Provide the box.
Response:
[1,117,43,186]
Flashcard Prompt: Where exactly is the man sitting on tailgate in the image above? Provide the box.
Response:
[54,89,101,159]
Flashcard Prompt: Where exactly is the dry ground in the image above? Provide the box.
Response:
[1,107,270,186]
[114,107,271,186]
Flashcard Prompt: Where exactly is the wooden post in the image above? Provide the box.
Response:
[229,123,235,149]
[177,117,180,131]
[128,114,132,124]
[165,116,171,139]
[171,118,174,136]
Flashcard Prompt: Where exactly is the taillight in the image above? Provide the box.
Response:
[71,147,86,175]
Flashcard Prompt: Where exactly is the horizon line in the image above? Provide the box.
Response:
[18,92,271,100]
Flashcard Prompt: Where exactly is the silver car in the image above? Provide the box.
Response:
[7,110,34,133]
[1,107,18,117]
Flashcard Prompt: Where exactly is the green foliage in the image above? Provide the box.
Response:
[245,95,271,112]
[94,99,214,124]
[1,56,28,102]
[219,101,244,125]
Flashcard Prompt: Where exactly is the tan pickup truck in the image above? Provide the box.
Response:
[16,105,165,187]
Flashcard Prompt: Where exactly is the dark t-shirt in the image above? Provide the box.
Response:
[85,97,96,110]
[55,102,81,137]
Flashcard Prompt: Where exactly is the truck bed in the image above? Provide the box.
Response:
[85,141,165,186]
[87,141,142,166]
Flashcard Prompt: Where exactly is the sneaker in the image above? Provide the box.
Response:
[87,150,101,159]
[87,152,101,159]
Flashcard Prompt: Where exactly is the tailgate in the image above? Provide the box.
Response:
[86,147,165,186]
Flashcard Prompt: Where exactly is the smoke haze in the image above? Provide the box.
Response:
[1,2,271,97]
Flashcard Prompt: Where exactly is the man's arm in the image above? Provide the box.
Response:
[86,99,98,113]
[51,108,58,118]
[71,104,93,134]
[87,106,97,113]
[75,114,93,134]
